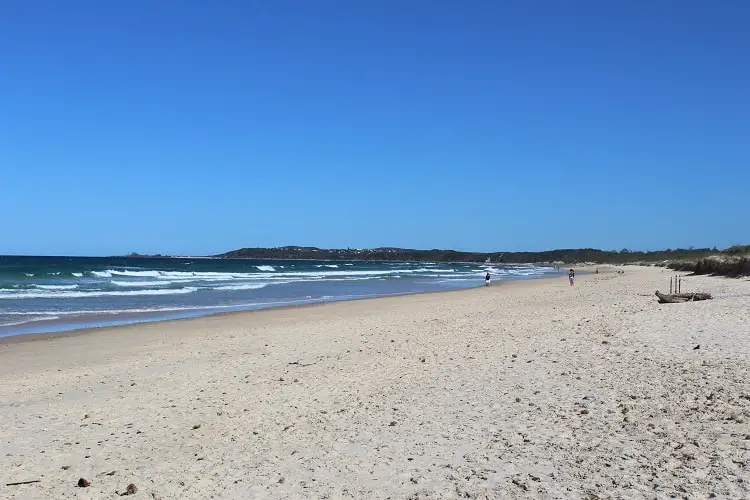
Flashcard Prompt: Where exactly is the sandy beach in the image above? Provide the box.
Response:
[1,266,748,499]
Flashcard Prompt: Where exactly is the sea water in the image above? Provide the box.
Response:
[0,256,557,337]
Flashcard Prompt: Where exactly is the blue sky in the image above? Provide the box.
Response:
[1,1,748,256]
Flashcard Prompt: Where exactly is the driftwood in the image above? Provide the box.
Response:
[655,291,712,303]
[6,480,41,486]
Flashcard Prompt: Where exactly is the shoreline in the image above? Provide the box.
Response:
[0,274,560,346]
[0,264,570,341]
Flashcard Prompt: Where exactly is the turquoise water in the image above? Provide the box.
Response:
[0,256,557,337]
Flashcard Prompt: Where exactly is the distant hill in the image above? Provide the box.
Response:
[216,246,721,264]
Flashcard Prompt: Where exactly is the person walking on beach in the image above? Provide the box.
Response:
[568,268,575,286]
[485,272,491,286]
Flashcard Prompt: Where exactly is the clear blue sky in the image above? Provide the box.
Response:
[1,1,748,256]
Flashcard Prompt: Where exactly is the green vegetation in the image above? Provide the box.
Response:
[724,244,750,255]
[668,254,750,277]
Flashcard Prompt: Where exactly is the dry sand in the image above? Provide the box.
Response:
[1,266,748,499]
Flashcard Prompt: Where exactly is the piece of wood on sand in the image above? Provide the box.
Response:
[655,291,712,303]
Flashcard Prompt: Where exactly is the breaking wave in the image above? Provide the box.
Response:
[111,280,173,287]
[0,287,198,300]
[213,283,268,291]
[33,284,79,290]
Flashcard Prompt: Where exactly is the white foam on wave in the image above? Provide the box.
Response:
[1,316,61,327]
[24,273,34,277]
[79,265,494,285]
[483,267,507,275]
[111,280,173,287]
[214,283,268,291]
[312,276,376,282]
[34,284,79,290]
[86,268,397,282]
[297,269,418,277]
[5,307,202,316]
[0,297,322,323]
[72,272,83,277]
[108,270,162,278]
[93,269,262,281]
[506,269,541,276]
[0,287,198,300]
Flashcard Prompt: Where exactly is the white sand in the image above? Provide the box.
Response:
[1,266,748,499]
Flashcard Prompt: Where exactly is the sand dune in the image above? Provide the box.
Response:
[1,266,748,499]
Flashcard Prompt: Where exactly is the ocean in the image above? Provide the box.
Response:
[0,256,558,337]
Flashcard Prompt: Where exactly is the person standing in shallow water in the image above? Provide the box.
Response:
[485,272,491,286]
[569,268,575,286]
